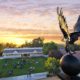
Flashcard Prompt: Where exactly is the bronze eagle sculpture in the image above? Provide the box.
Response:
[57,7,80,53]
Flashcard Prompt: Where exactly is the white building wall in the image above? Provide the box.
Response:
[2,47,43,58]
[3,52,21,58]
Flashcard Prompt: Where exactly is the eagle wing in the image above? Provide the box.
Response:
[69,32,80,44]
[57,7,70,40]
[69,16,80,44]
[74,15,80,32]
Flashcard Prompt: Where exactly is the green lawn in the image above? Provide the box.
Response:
[0,57,47,78]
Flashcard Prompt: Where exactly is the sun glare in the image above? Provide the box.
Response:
[11,38,25,45]
[0,37,25,46]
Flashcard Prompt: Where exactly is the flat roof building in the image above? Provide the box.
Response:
[3,47,43,58]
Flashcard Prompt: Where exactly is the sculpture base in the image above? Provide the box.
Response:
[60,54,80,76]
[57,73,80,80]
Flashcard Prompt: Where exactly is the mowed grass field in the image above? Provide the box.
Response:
[0,57,47,78]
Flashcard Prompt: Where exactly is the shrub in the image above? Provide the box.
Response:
[45,57,60,76]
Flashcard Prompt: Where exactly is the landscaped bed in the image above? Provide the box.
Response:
[0,57,47,78]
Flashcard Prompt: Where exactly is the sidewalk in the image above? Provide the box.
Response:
[39,76,60,80]
[0,72,48,80]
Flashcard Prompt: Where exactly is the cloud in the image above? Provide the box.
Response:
[0,0,80,15]
[0,0,79,32]
[0,0,80,44]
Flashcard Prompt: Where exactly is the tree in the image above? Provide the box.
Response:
[67,44,80,52]
[32,37,44,47]
[43,42,63,59]
[48,50,63,59]
[5,43,17,48]
[19,37,44,47]
[73,44,80,51]
[45,57,60,76]
[0,44,4,56]
[43,42,58,55]
[20,42,32,47]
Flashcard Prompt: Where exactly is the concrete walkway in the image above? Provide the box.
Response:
[0,72,48,80]
[39,76,60,80]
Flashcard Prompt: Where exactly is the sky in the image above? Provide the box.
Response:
[0,0,80,45]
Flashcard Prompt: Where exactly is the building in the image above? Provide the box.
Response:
[2,47,43,58]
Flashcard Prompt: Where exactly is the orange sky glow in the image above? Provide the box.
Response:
[0,0,80,45]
